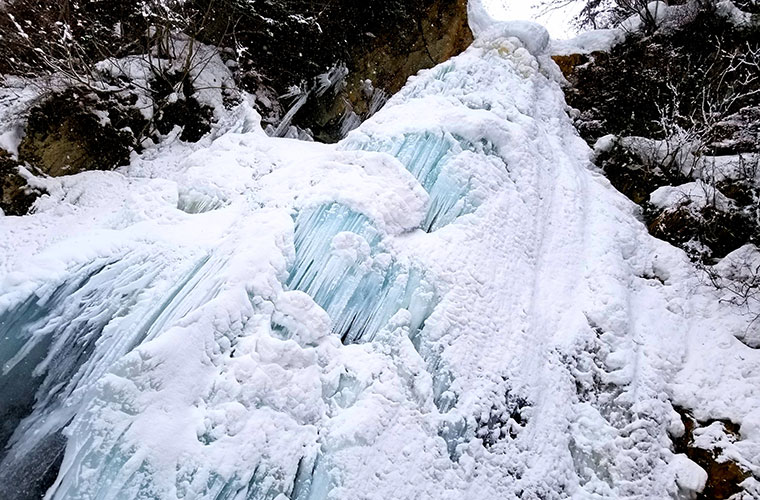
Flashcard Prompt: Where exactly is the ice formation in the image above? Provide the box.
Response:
[281,202,436,344]
[1,6,760,500]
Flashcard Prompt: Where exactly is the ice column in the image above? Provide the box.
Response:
[280,203,436,344]
[341,131,498,232]
[0,251,224,498]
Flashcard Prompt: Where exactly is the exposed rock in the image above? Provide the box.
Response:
[202,0,472,141]
[672,407,753,500]
[16,79,215,178]
[560,10,760,145]
[708,105,760,156]
[552,53,591,82]
[18,89,137,176]
[0,150,42,216]
[717,176,757,207]
[647,204,754,260]
[2,0,472,144]
[560,6,760,264]
[594,138,687,205]
[150,73,214,143]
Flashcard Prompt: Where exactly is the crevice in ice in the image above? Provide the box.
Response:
[290,452,331,500]
[406,325,458,414]
[239,463,299,500]
[184,457,322,500]
[341,131,503,232]
[279,203,437,345]
[436,381,533,462]
[438,416,469,462]
[327,371,362,409]
[569,320,628,426]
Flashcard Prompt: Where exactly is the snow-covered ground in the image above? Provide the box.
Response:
[1,4,760,499]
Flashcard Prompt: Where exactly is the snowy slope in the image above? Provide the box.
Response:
[1,8,760,500]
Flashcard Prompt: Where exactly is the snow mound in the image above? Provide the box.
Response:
[650,181,733,212]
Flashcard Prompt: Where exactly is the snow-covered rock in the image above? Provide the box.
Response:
[650,181,733,212]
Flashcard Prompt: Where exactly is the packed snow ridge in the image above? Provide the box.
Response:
[2,3,760,499]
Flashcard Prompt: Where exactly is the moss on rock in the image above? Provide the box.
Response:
[18,89,135,176]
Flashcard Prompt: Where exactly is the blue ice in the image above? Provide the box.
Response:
[279,203,436,344]
[341,131,497,231]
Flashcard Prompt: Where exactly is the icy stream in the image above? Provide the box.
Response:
[1,8,760,500]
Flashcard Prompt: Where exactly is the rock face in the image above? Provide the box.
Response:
[205,0,473,141]
[558,6,760,263]
[18,89,136,177]
[673,408,753,500]
[559,8,760,144]
[552,53,591,81]
[2,0,473,190]
[16,80,215,178]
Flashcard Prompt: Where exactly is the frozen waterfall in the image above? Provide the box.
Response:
[1,12,759,500]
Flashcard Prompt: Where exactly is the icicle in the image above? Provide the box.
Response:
[0,252,225,497]
[281,203,437,344]
[341,132,499,231]
[177,191,225,214]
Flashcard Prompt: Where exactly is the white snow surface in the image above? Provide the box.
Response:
[649,181,734,212]
[1,25,760,500]
[0,77,39,156]
[717,0,759,28]
[551,29,625,56]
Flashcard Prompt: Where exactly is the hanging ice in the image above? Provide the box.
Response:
[0,248,227,499]
[341,132,502,231]
[279,203,436,343]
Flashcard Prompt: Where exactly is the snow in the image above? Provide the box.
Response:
[549,1,672,57]
[619,1,669,31]
[1,9,760,500]
[649,181,733,212]
[717,0,758,28]
[93,34,236,125]
[549,0,710,56]
[551,30,625,56]
[484,0,583,39]
[670,454,708,494]
[0,77,38,156]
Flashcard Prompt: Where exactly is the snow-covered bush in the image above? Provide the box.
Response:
[542,0,670,31]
